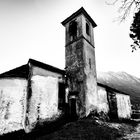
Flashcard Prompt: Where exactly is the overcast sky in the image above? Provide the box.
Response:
[0,0,140,78]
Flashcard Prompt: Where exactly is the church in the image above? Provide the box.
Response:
[0,7,132,135]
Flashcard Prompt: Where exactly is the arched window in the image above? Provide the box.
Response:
[86,22,90,36]
[69,21,77,39]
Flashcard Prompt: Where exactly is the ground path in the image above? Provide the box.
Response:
[122,123,140,140]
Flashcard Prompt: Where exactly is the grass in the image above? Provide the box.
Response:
[0,116,137,140]
[37,118,124,140]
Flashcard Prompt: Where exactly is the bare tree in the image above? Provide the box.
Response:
[107,0,140,21]
[107,0,140,51]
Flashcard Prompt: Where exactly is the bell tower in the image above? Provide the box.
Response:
[62,7,98,118]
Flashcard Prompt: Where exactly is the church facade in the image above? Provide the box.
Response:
[0,7,132,135]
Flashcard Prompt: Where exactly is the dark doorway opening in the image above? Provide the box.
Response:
[68,91,78,120]
[107,90,118,120]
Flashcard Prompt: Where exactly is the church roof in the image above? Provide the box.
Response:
[61,7,97,28]
[0,59,65,79]
[97,82,129,95]
[0,64,29,79]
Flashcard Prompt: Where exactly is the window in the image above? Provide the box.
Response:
[69,21,77,39]
[58,82,65,110]
[89,58,91,69]
[86,22,90,36]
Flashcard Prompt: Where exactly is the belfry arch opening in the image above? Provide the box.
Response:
[86,22,90,36]
[69,20,77,40]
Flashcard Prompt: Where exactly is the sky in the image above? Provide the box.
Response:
[0,0,140,78]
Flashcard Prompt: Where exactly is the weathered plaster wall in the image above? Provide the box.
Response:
[32,66,63,79]
[65,39,86,117]
[116,93,132,119]
[66,38,98,117]
[65,15,82,44]
[97,86,109,113]
[65,11,97,118]
[26,70,61,132]
[81,15,94,46]
[0,79,27,135]
[84,39,98,116]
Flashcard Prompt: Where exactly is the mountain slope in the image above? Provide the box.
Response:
[97,71,140,105]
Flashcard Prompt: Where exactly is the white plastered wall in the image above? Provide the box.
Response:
[97,86,109,113]
[0,79,27,135]
[116,93,132,119]
[26,75,60,132]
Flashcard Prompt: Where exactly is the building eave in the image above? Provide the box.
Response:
[0,64,29,79]
[97,82,129,96]
[61,7,97,28]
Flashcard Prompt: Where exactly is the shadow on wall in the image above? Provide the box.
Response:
[0,112,70,140]
[0,98,79,140]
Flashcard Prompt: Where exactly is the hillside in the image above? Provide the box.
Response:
[97,71,140,106]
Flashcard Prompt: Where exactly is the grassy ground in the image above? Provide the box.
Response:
[0,116,138,140]
[35,117,136,140]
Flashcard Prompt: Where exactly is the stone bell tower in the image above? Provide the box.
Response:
[62,7,98,118]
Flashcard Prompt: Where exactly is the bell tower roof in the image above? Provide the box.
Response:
[61,7,97,28]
